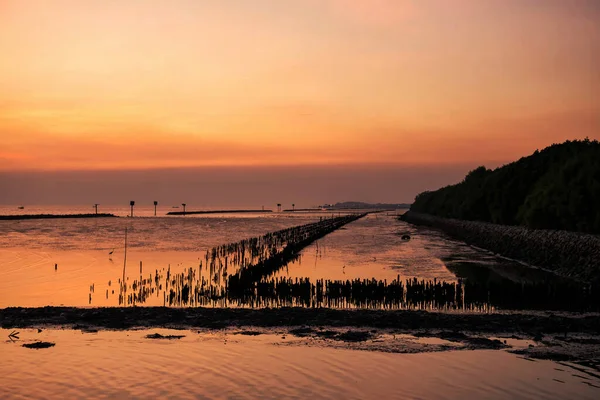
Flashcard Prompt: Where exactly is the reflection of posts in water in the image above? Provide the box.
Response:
[116,266,600,312]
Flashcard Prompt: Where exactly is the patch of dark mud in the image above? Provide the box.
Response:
[289,327,374,342]
[414,331,507,350]
[145,333,185,340]
[510,350,577,362]
[464,337,507,349]
[234,330,262,336]
[22,341,55,349]
[509,344,600,377]
[336,330,374,342]
[2,307,600,336]
[289,327,314,337]
[315,330,339,339]
[554,337,600,345]
[72,324,99,333]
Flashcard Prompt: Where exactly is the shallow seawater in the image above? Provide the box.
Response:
[0,210,564,308]
[283,212,561,284]
[1,328,599,399]
[0,212,320,307]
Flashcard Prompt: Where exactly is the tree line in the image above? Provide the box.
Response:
[410,139,600,233]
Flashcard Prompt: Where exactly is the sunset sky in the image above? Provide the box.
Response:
[0,0,598,204]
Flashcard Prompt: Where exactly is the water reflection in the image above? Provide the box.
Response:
[92,214,599,312]
[108,264,599,312]
[4,328,599,400]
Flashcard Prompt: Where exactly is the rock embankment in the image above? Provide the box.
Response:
[401,211,600,283]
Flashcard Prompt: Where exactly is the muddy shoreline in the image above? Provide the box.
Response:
[2,307,599,333]
[3,307,600,370]
[401,211,600,283]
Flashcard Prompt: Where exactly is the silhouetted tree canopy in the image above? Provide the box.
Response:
[411,139,600,233]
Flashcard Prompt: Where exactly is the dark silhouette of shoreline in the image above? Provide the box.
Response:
[410,139,600,234]
[402,211,600,283]
[0,213,117,220]
[320,201,411,210]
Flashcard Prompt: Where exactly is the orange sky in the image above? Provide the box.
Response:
[0,0,598,171]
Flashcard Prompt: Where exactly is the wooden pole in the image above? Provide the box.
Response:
[122,227,127,305]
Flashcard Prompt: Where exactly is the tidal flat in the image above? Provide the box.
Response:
[1,207,599,399]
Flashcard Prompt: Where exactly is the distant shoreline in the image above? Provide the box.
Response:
[0,213,117,220]
[166,209,273,215]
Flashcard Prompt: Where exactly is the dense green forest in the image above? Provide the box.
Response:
[410,139,600,233]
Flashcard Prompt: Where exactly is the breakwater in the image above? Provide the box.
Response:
[166,209,272,215]
[0,213,117,220]
[401,211,600,283]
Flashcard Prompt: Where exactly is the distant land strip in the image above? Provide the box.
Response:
[320,202,411,210]
[166,209,273,215]
[283,208,388,212]
[283,208,324,212]
[0,213,117,220]
[1,307,599,334]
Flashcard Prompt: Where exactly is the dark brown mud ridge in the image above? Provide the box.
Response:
[0,213,117,220]
[166,209,272,215]
[2,307,599,334]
